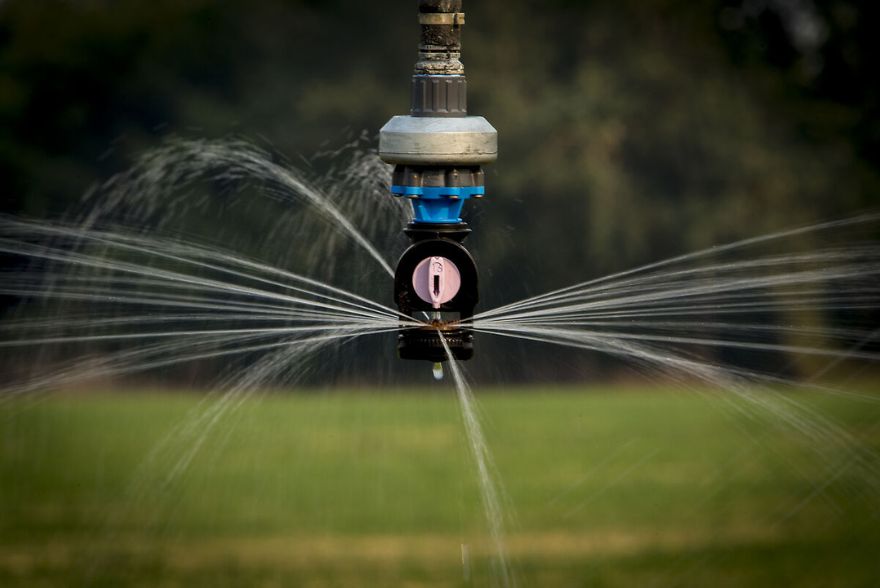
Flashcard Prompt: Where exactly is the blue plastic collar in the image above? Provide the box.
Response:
[391,185,485,223]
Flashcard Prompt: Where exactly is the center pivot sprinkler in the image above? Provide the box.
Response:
[379,0,497,362]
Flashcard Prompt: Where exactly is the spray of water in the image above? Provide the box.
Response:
[3,137,880,586]
[0,138,420,580]
[1,138,417,401]
[0,217,410,403]
[440,333,515,588]
[0,139,423,550]
[469,214,880,510]
[80,137,410,279]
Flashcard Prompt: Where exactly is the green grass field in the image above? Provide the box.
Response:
[2,387,880,587]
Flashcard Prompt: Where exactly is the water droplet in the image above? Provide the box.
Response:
[432,362,444,380]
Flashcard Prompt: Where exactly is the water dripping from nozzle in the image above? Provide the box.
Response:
[432,362,444,380]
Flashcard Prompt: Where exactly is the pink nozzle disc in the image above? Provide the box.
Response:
[412,256,461,309]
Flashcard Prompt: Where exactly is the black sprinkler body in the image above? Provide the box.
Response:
[379,0,497,363]
[394,223,478,361]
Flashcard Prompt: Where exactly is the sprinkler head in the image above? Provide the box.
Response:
[379,0,495,363]
[393,226,478,362]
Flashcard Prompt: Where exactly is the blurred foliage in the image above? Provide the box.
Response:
[0,0,877,379]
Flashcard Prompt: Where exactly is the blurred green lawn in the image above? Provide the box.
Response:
[2,387,879,587]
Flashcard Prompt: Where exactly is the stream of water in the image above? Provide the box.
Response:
[442,334,514,587]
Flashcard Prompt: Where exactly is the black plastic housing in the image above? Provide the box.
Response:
[394,237,478,318]
[393,224,478,362]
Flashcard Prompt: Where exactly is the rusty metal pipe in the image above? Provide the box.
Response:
[416,0,465,76]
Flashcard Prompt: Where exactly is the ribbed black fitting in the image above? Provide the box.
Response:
[410,75,467,116]
[392,166,483,189]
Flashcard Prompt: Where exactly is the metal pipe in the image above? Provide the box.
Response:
[415,0,465,76]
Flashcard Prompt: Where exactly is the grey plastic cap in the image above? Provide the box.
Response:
[379,115,498,165]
